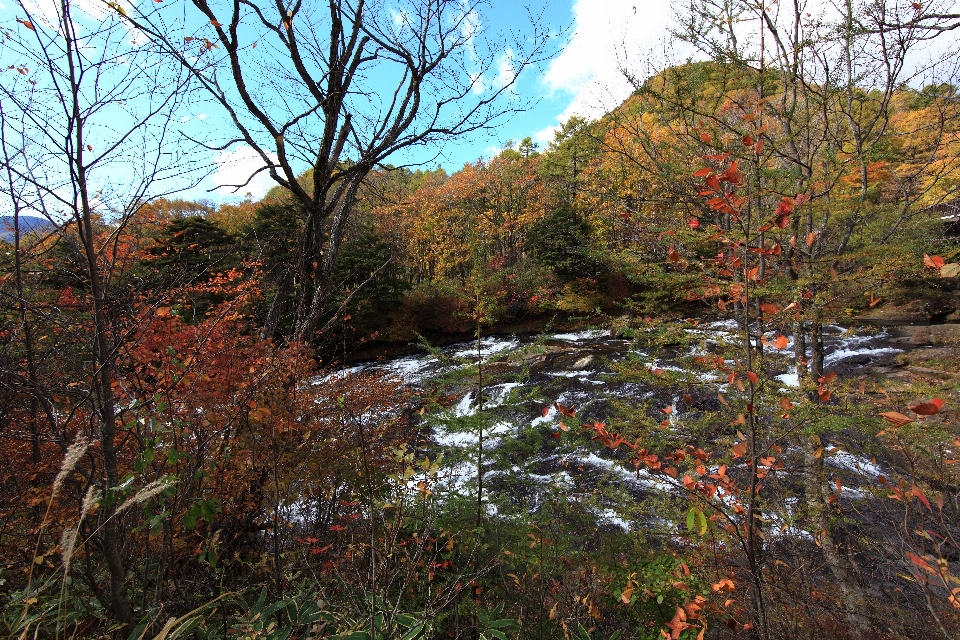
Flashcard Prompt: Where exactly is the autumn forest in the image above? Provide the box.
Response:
[3,0,960,638]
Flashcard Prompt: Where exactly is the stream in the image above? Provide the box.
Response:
[327,321,910,536]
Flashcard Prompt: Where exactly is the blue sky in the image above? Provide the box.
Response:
[190,0,683,204]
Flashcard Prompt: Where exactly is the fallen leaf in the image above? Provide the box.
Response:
[924,254,946,269]
[880,411,914,428]
[909,398,944,415]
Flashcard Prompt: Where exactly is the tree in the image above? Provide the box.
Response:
[606,1,960,635]
[0,0,200,626]
[125,0,554,343]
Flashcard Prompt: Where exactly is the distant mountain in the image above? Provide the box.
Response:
[0,216,57,243]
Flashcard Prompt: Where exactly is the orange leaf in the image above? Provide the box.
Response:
[759,303,780,315]
[924,254,946,269]
[746,371,759,385]
[693,167,713,178]
[779,397,794,410]
[17,18,35,30]
[805,231,817,246]
[771,335,788,349]
[880,411,914,428]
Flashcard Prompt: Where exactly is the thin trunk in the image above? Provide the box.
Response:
[803,436,869,631]
[66,0,132,618]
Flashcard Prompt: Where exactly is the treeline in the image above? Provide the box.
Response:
[104,62,960,356]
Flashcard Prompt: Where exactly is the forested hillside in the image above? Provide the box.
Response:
[3,0,960,638]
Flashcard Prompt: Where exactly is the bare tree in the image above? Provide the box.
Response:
[122,0,554,342]
[0,0,199,625]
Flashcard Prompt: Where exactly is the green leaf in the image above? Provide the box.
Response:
[697,509,708,536]
[686,507,696,533]
[487,619,515,628]
[399,623,425,640]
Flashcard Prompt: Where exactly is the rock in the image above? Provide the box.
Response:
[857,300,932,326]
[887,324,960,346]
[572,355,594,369]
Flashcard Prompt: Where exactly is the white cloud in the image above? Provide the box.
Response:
[540,0,682,139]
[179,115,191,123]
[541,0,960,146]
[494,47,515,91]
[196,113,208,120]
[459,1,480,61]
[469,72,486,95]
[212,145,279,200]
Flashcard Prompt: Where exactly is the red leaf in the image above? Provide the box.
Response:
[759,303,780,315]
[541,406,550,418]
[700,132,712,143]
[693,167,713,177]
[924,254,946,269]
[910,398,944,415]
[746,371,759,385]
[912,485,932,510]
[688,218,700,229]
[17,18,35,30]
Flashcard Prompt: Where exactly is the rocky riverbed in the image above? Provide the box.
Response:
[326,320,958,537]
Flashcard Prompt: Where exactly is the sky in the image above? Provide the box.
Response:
[3,0,959,208]
[198,0,683,204]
